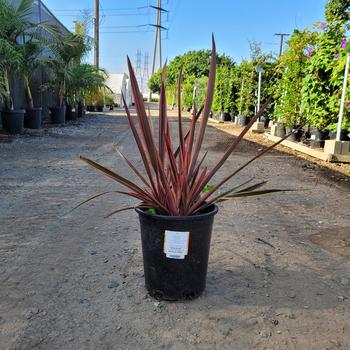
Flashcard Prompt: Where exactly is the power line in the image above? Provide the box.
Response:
[55,13,149,17]
[99,30,152,34]
[100,24,149,29]
[51,7,146,12]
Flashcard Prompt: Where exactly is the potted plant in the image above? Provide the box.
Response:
[20,38,46,129]
[212,62,235,122]
[236,60,255,126]
[43,32,87,124]
[77,39,290,301]
[0,0,28,134]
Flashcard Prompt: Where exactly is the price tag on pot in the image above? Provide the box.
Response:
[164,230,190,259]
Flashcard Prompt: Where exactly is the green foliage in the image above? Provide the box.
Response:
[147,67,162,93]
[301,22,348,129]
[235,43,276,118]
[182,76,195,110]
[274,29,317,127]
[212,60,237,113]
[148,50,236,111]
[194,76,209,109]
[0,0,34,109]
[42,31,90,106]
[66,64,108,105]
[325,0,350,23]
[236,60,255,116]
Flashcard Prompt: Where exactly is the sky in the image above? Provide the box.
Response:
[43,0,327,75]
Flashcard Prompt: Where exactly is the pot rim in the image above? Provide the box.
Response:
[135,204,218,221]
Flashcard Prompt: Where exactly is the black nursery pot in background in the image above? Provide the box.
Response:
[239,115,251,126]
[220,112,231,122]
[329,130,349,141]
[49,106,66,124]
[310,127,328,148]
[285,127,302,142]
[2,109,25,134]
[24,107,42,129]
[136,205,218,301]
[66,105,78,121]
[77,104,85,118]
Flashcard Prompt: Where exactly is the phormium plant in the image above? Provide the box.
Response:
[79,37,290,217]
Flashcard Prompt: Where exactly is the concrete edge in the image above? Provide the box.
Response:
[265,133,350,163]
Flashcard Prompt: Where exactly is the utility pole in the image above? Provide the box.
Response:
[148,0,167,101]
[336,53,350,141]
[94,0,99,69]
[143,52,149,92]
[158,0,162,69]
[274,33,290,57]
[136,49,143,92]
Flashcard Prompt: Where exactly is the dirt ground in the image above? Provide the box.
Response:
[1,109,350,350]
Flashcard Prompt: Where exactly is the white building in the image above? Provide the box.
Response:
[106,73,132,107]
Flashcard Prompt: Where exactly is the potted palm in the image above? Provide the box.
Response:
[78,38,290,301]
[44,32,87,124]
[0,0,58,132]
[0,0,26,134]
[20,38,45,129]
[67,64,108,118]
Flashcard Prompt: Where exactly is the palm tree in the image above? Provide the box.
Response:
[67,64,109,106]
[0,0,56,110]
[43,32,89,107]
[0,0,25,110]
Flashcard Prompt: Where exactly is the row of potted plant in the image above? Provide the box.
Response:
[0,0,109,134]
[147,0,349,139]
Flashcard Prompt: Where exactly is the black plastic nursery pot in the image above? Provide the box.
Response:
[49,106,66,124]
[24,107,42,129]
[219,112,231,122]
[77,104,85,118]
[285,127,302,142]
[2,109,25,134]
[136,204,218,301]
[262,117,270,128]
[310,127,328,148]
[66,105,78,121]
[239,115,251,126]
[329,130,349,141]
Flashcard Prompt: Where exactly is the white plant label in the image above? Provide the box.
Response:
[164,230,190,259]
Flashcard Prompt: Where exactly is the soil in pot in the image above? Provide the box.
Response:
[2,110,25,134]
[49,106,66,124]
[136,204,218,301]
[24,107,42,129]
